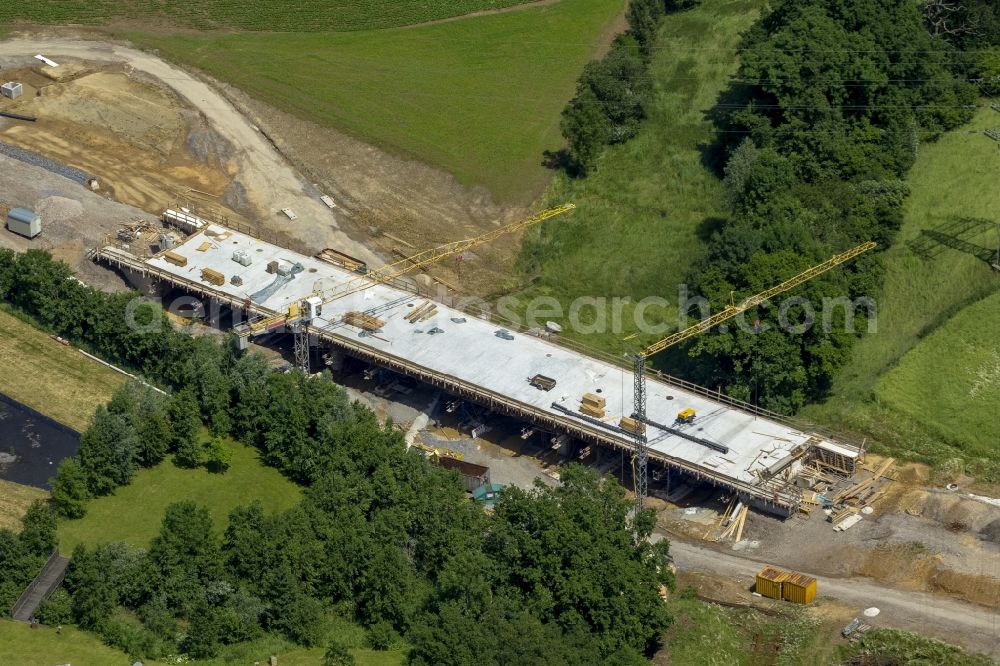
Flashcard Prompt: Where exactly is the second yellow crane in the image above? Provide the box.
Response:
[628,241,876,511]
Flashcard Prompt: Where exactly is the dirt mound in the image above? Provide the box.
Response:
[23,67,184,155]
[920,492,998,532]
[895,462,930,484]
[892,488,999,532]
[36,195,84,223]
[858,542,937,589]
[931,568,1000,608]
[980,518,1000,544]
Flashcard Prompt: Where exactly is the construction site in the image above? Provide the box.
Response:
[1,39,998,661]
[93,205,872,518]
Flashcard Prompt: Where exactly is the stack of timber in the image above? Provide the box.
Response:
[579,392,606,418]
[719,505,749,542]
[343,311,385,331]
[405,301,437,323]
[619,416,645,435]
[164,251,187,267]
[316,248,367,273]
[201,268,225,286]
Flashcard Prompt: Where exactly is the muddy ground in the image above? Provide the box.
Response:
[212,81,531,298]
[0,40,531,298]
[0,150,151,291]
[0,61,244,228]
[657,459,1000,611]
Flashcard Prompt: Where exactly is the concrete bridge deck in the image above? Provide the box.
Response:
[96,224,860,514]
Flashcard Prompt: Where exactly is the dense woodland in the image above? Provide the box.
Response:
[0,248,674,663]
[559,0,1000,413]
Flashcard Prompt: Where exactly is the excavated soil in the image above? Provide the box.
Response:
[0,62,245,228]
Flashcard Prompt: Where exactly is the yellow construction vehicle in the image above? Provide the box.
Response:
[675,408,696,425]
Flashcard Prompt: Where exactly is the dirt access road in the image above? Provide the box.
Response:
[0,37,381,266]
[657,535,1000,659]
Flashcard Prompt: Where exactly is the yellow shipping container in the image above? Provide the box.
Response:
[755,567,787,600]
[755,566,816,604]
[780,571,817,604]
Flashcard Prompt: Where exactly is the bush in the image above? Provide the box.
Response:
[366,620,397,650]
[324,640,356,666]
[50,457,91,519]
[19,499,57,556]
[205,436,233,473]
[37,588,73,626]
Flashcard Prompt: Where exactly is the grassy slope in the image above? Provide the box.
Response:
[0,621,169,666]
[0,1,534,32]
[874,290,1000,458]
[0,479,48,532]
[0,308,125,432]
[655,597,839,666]
[128,0,623,202]
[514,0,766,353]
[801,106,1000,473]
[57,440,302,552]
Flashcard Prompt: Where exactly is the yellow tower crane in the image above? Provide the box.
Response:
[627,241,876,512]
[235,204,576,371]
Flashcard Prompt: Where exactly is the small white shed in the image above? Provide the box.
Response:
[7,208,41,238]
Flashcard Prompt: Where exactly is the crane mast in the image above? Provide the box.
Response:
[630,241,876,513]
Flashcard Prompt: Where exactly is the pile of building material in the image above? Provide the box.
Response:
[830,457,894,508]
[164,251,187,267]
[712,499,749,543]
[529,374,556,391]
[201,268,225,286]
[343,311,384,331]
[405,301,437,323]
[579,392,606,418]
[316,248,366,273]
[619,416,645,435]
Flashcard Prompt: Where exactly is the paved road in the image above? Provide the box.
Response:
[657,534,1000,659]
[0,38,381,265]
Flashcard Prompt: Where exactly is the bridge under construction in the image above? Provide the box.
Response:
[95,214,862,516]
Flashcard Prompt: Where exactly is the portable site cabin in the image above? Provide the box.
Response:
[6,208,41,239]
[755,566,817,604]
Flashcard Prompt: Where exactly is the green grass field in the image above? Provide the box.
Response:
[655,596,841,666]
[127,0,623,202]
[0,621,167,666]
[512,0,766,352]
[0,307,125,432]
[801,105,1000,476]
[874,290,1000,459]
[57,441,302,552]
[0,619,405,666]
[0,0,534,32]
